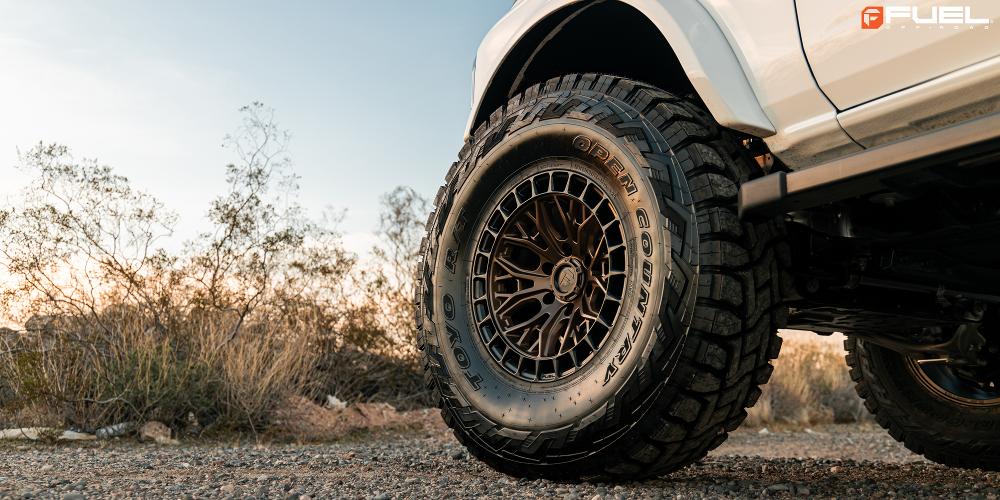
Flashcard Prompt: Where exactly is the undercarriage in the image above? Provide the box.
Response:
[785,144,1000,402]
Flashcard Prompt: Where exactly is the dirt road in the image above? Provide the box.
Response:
[1,424,998,499]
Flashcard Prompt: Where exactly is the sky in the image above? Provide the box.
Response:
[0,0,512,255]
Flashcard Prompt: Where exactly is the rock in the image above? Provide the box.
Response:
[758,428,770,435]
[830,465,842,474]
[765,483,792,495]
[0,428,51,441]
[139,421,179,445]
[184,412,202,435]
[59,430,96,441]
[324,395,347,410]
[0,428,94,442]
[96,422,135,439]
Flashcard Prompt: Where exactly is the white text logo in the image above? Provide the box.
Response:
[863,5,993,29]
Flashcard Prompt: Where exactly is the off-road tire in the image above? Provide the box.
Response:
[416,74,789,480]
[847,337,1000,470]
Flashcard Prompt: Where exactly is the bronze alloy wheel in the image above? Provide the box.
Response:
[906,357,1000,408]
[470,169,627,383]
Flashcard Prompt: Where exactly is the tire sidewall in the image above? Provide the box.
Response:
[429,118,694,432]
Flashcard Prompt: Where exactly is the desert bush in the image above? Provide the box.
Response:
[0,102,440,434]
[746,332,869,427]
[0,310,318,433]
[0,104,359,433]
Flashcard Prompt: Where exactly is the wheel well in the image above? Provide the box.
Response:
[472,0,695,132]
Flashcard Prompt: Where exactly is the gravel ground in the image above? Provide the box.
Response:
[2,424,999,499]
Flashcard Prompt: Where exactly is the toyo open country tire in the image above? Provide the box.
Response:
[416,74,789,479]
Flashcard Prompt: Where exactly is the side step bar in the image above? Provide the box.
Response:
[739,112,1000,218]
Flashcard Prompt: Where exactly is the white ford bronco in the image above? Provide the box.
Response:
[416,0,1000,479]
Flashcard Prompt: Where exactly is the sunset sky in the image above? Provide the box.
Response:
[0,0,511,254]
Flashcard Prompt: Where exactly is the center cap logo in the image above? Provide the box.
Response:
[556,267,578,293]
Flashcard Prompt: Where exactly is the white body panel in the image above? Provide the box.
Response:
[697,0,861,165]
[470,0,1000,170]
[839,55,1000,148]
[797,0,1000,110]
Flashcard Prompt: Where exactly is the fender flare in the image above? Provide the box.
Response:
[467,0,776,139]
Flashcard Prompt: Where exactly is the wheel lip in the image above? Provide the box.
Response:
[473,165,628,382]
[905,357,1000,408]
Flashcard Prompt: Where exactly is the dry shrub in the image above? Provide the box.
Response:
[0,103,436,434]
[0,311,316,433]
[0,104,367,434]
[746,331,869,427]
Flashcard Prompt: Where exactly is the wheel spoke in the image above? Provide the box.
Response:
[589,274,608,295]
[538,303,573,357]
[502,300,559,337]
[502,235,560,264]
[532,199,569,256]
[580,293,601,321]
[554,307,580,356]
[582,218,604,260]
[494,253,548,283]
[494,285,549,318]
[556,198,575,245]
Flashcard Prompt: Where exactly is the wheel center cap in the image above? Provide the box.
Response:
[556,267,578,293]
[552,257,585,300]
